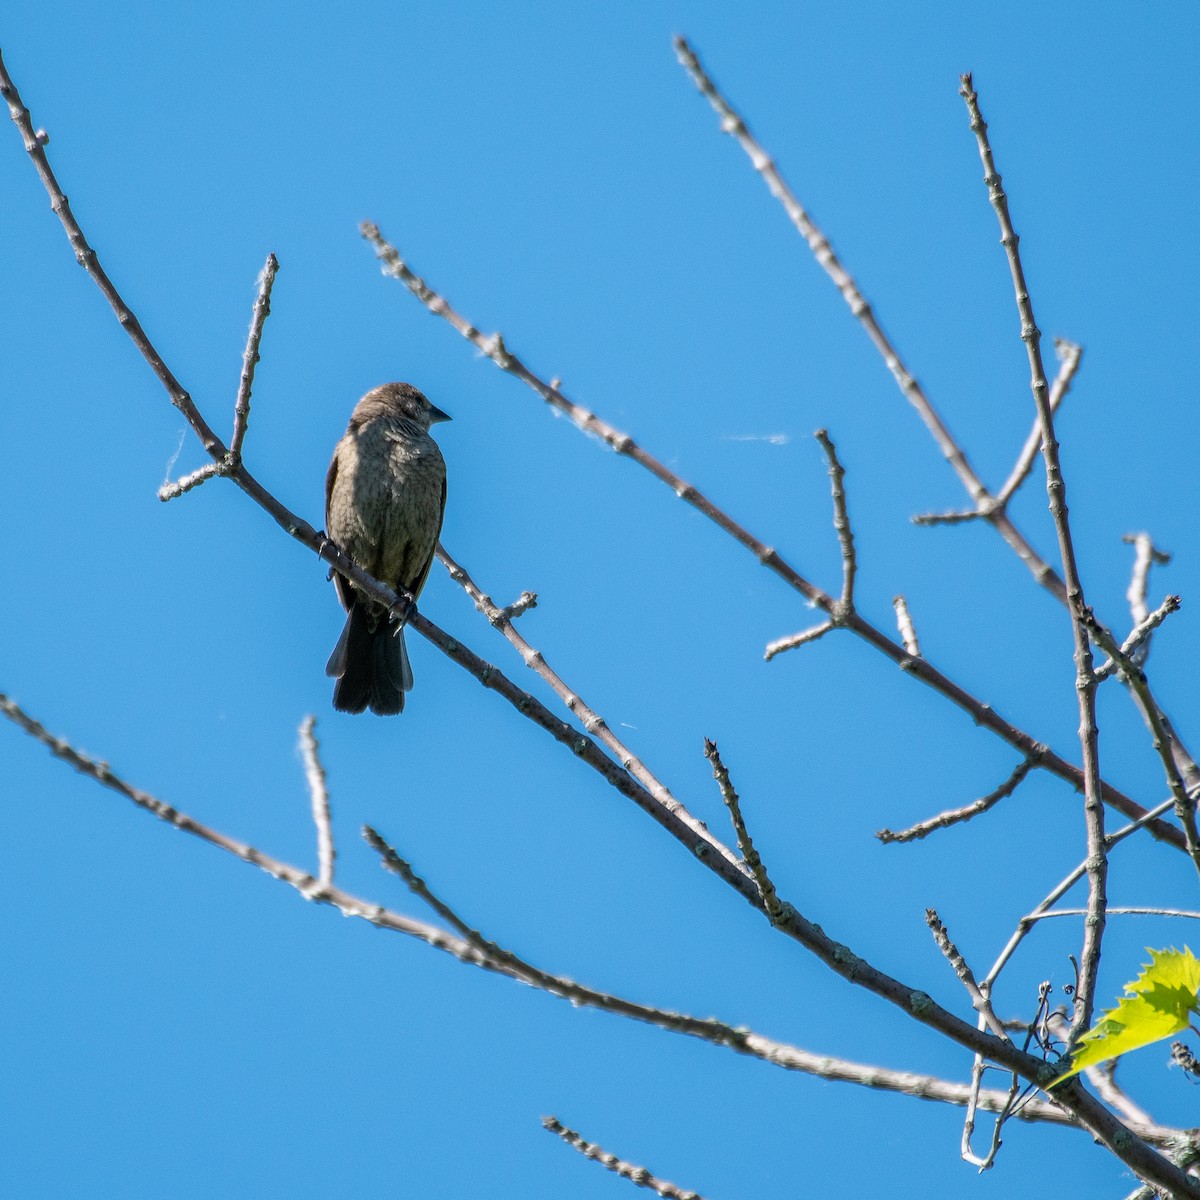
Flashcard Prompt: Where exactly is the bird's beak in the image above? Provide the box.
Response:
[429,404,453,424]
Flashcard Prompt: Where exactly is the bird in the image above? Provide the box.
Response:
[324,382,450,714]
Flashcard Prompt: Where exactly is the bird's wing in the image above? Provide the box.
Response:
[324,444,339,524]
[405,471,447,610]
[325,438,355,611]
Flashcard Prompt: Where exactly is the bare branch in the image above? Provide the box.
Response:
[877,755,1039,844]
[891,595,921,658]
[1095,595,1181,682]
[926,907,1024,1171]
[911,507,988,527]
[670,37,1200,856]
[1123,533,1172,627]
[995,339,1084,505]
[13,688,1180,1178]
[1080,606,1200,877]
[814,428,856,611]
[158,461,225,503]
[542,1117,706,1200]
[925,909,1010,1042]
[500,590,538,620]
[364,827,536,975]
[359,221,1183,850]
[763,620,833,661]
[230,253,278,463]
[298,715,335,887]
[10,692,1196,1161]
[672,35,1068,604]
[962,1063,1021,1172]
[160,253,277,498]
[704,739,784,921]
[959,71,1107,1041]
[1035,907,1200,922]
[7,688,1058,1117]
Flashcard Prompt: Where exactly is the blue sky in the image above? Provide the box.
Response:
[3,3,1199,1196]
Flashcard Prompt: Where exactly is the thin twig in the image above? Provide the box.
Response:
[364,826,545,979]
[704,740,783,920]
[500,590,538,620]
[911,507,985,527]
[541,1117,706,1200]
[878,756,1039,844]
[961,1053,986,1166]
[815,428,856,611]
[358,231,1182,850]
[1095,596,1181,682]
[995,339,1084,505]
[963,1063,1020,1172]
[926,910,1010,1042]
[298,715,335,888]
[763,621,833,661]
[158,461,224,502]
[963,977,1062,1171]
[892,595,921,657]
[918,339,1082,525]
[960,71,1107,1042]
[927,905,1018,1171]
[1098,537,1195,801]
[160,251,278,499]
[230,253,278,463]
[1080,606,1200,878]
[1035,907,1200,921]
[1124,533,1172,628]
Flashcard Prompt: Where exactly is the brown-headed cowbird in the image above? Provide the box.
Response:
[324,383,450,715]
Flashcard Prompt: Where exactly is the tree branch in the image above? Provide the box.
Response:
[542,1117,706,1200]
[672,35,1067,602]
[959,71,1107,1040]
[877,755,1039,844]
[359,220,1182,851]
[299,715,335,887]
[671,36,1200,847]
[704,739,783,921]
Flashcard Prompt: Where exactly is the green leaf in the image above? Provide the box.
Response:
[1050,947,1200,1086]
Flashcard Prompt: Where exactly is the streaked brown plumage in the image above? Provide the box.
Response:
[324,383,450,714]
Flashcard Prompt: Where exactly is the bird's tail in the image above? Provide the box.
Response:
[326,603,411,715]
